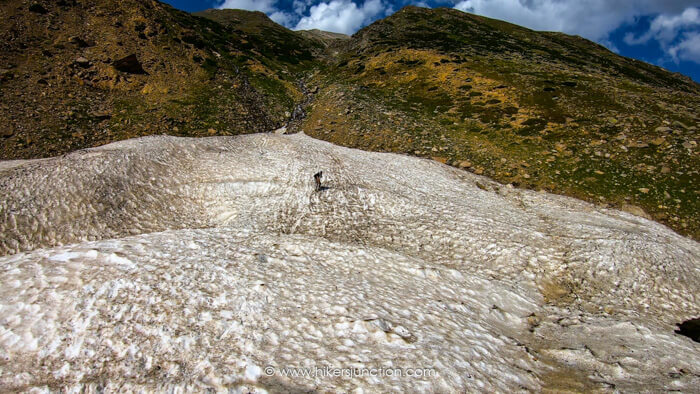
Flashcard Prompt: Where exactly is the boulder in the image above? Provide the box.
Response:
[650,137,665,146]
[75,57,90,68]
[90,110,112,120]
[0,69,14,81]
[28,3,48,14]
[458,160,472,168]
[113,54,147,74]
[622,204,651,219]
[69,36,95,48]
[0,128,14,138]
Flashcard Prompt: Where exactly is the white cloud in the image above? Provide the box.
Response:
[669,31,700,63]
[293,0,315,14]
[269,10,296,25]
[624,7,700,46]
[216,0,388,33]
[294,0,388,34]
[621,7,700,64]
[217,0,278,13]
[452,0,698,42]
[214,0,700,66]
[451,0,700,65]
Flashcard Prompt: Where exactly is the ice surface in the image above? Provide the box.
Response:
[0,133,698,391]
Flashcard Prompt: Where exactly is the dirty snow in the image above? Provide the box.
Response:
[0,133,698,391]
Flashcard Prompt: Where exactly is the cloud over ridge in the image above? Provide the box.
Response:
[295,0,388,34]
[215,0,700,68]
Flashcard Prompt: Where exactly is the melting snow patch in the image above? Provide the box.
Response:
[0,134,697,391]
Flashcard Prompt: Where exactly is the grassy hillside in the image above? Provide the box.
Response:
[0,0,322,159]
[194,9,327,65]
[299,6,700,238]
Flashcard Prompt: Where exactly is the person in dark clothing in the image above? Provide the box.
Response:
[313,171,323,191]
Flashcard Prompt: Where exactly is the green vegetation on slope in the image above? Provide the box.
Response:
[0,0,323,159]
[298,6,699,239]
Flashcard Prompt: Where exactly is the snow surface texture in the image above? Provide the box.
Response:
[0,133,698,392]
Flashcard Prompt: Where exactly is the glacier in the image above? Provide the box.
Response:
[0,133,698,392]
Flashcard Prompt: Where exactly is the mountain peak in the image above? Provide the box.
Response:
[194,8,277,29]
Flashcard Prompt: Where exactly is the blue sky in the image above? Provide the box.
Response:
[164,0,700,82]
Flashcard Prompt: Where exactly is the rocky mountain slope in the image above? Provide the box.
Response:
[1,2,698,238]
[0,134,698,391]
[298,6,700,239]
[193,9,331,60]
[0,0,321,159]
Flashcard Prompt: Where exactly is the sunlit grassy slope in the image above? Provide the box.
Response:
[300,6,700,238]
